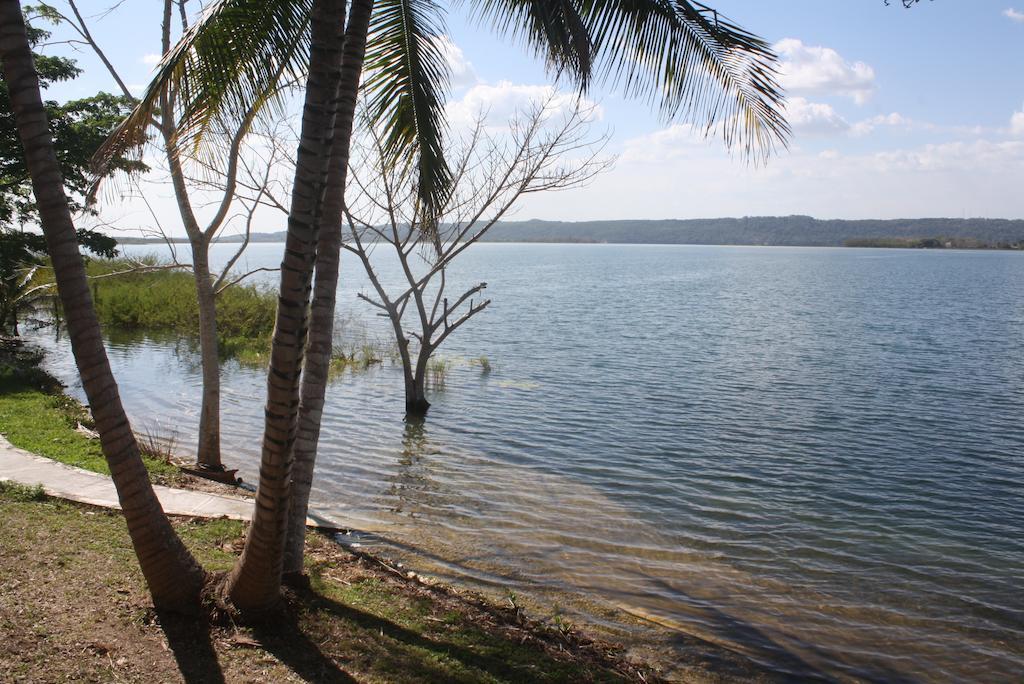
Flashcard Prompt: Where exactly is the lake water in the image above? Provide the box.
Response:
[28,243,1024,682]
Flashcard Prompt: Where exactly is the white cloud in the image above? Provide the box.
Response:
[140,53,161,65]
[850,112,913,137]
[1011,105,1024,136]
[773,98,928,140]
[433,36,478,89]
[774,39,876,105]
[620,124,709,163]
[1004,8,1024,22]
[445,81,601,131]
[867,139,1024,175]
[785,97,850,136]
[518,126,1024,222]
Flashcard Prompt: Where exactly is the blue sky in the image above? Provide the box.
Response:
[33,1,1024,232]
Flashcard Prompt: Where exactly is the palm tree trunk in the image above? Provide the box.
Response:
[0,0,205,611]
[226,0,347,612]
[284,0,374,578]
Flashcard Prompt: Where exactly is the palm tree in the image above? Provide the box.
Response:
[285,0,375,577]
[221,0,349,612]
[0,0,205,612]
[101,0,789,612]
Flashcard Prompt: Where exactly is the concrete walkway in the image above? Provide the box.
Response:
[0,435,337,528]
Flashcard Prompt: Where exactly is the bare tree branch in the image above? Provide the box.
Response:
[342,96,611,414]
[214,267,278,295]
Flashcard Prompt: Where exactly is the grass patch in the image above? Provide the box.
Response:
[177,517,246,572]
[71,257,277,360]
[470,355,493,374]
[0,342,181,484]
[222,337,270,368]
[427,356,454,389]
[0,480,45,501]
[0,490,648,683]
[324,340,399,377]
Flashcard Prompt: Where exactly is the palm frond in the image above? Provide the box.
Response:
[362,0,452,216]
[466,0,593,87]
[93,0,314,175]
[582,0,789,161]
[466,0,788,161]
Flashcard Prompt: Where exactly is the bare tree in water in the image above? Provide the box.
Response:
[344,98,611,415]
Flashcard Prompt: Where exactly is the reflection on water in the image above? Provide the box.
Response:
[28,243,1024,682]
[384,417,445,516]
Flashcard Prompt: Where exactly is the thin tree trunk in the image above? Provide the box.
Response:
[226,0,346,612]
[284,0,374,578]
[0,0,205,611]
[409,347,431,415]
[192,239,221,468]
[399,337,418,413]
[158,0,223,470]
[68,0,228,470]
[66,0,133,99]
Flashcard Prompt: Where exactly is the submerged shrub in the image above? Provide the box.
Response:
[427,357,453,388]
[79,257,276,358]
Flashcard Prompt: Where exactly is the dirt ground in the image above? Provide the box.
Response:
[0,489,664,683]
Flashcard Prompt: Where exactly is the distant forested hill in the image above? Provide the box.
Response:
[115,216,1024,247]
[478,216,1024,246]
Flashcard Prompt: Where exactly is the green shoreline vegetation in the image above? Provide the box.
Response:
[62,258,407,374]
[844,236,1024,249]
[0,341,654,682]
[112,216,1024,248]
[0,340,181,483]
[79,257,278,360]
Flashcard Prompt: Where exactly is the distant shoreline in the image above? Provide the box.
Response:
[115,236,1024,250]
[112,215,1024,249]
[843,237,1023,250]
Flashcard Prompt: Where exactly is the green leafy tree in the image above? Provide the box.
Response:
[1,9,137,335]
[1,11,140,226]
[0,227,114,333]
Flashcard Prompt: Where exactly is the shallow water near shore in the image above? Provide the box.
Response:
[30,243,1024,681]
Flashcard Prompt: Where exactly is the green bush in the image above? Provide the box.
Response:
[82,257,276,358]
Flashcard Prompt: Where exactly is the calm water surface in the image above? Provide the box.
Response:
[30,244,1024,682]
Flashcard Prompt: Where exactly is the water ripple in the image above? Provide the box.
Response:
[30,244,1024,682]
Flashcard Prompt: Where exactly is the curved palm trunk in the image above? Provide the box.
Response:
[0,0,205,611]
[284,0,374,578]
[226,0,347,612]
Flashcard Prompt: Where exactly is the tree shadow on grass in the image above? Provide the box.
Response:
[250,608,358,684]
[157,607,358,684]
[291,583,591,683]
[152,576,610,683]
[156,610,225,684]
